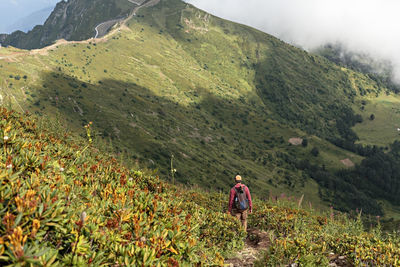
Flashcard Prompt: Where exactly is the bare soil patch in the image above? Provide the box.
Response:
[288,137,303,146]
[340,158,355,167]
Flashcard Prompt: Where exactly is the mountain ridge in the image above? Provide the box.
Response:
[0,0,136,49]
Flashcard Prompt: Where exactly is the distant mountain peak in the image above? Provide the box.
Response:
[4,6,55,34]
[0,0,136,49]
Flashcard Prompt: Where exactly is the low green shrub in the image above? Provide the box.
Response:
[251,198,400,266]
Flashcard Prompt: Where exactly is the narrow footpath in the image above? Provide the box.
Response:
[225,228,352,266]
[225,228,270,267]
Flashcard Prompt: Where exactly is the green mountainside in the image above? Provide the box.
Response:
[1,0,400,219]
[315,43,400,94]
[2,108,400,266]
[0,0,134,49]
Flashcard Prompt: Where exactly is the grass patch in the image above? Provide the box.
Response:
[353,94,400,146]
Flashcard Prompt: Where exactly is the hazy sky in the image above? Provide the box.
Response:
[185,0,400,81]
[0,0,59,33]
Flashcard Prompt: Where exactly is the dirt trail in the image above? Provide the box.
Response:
[93,0,159,38]
[129,0,160,18]
[225,228,270,267]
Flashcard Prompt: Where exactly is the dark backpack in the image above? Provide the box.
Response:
[234,186,249,210]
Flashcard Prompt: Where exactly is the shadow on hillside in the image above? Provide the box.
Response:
[252,43,362,143]
[129,0,357,142]
[30,71,284,196]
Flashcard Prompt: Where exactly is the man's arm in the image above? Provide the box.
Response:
[245,186,252,212]
[228,188,235,212]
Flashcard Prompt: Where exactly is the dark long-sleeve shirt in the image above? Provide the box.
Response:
[228,183,252,212]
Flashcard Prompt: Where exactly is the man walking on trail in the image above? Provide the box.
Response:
[228,175,252,231]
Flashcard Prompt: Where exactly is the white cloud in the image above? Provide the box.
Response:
[184,0,400,81]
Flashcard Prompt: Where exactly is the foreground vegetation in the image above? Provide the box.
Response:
[2,108,400,266]
[0,108,245,265]
[252,197,400,266]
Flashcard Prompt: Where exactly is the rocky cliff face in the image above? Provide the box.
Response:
[0,0,135,49]
[0,34,7,44]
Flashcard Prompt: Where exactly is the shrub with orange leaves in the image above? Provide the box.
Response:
[0,108,244,266]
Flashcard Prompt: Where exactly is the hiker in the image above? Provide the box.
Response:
[228,175,252,231]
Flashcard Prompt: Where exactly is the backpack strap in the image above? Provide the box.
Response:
[241,185,248,199]
[234,185,244,194]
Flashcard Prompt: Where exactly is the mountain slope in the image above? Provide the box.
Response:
[1,0,400,216]
[315,43,400,94]
[2,108,400,266]
[0,108,245,265]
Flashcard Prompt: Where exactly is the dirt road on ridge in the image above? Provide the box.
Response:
[93,0,160,38]
[128,0,160,19]
[94,18,123,38]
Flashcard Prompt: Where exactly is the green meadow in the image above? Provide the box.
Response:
[353,94,400,146]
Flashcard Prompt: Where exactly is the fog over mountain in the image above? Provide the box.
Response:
[184,0,400,82]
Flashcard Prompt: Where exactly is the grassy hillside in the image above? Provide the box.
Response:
[1,0,400,217]
[353,94,400,146]
[2,108,400,266]
[315,43,400,147]
[315,43,400,94]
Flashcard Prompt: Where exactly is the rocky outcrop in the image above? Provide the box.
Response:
[0,34,7,44]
